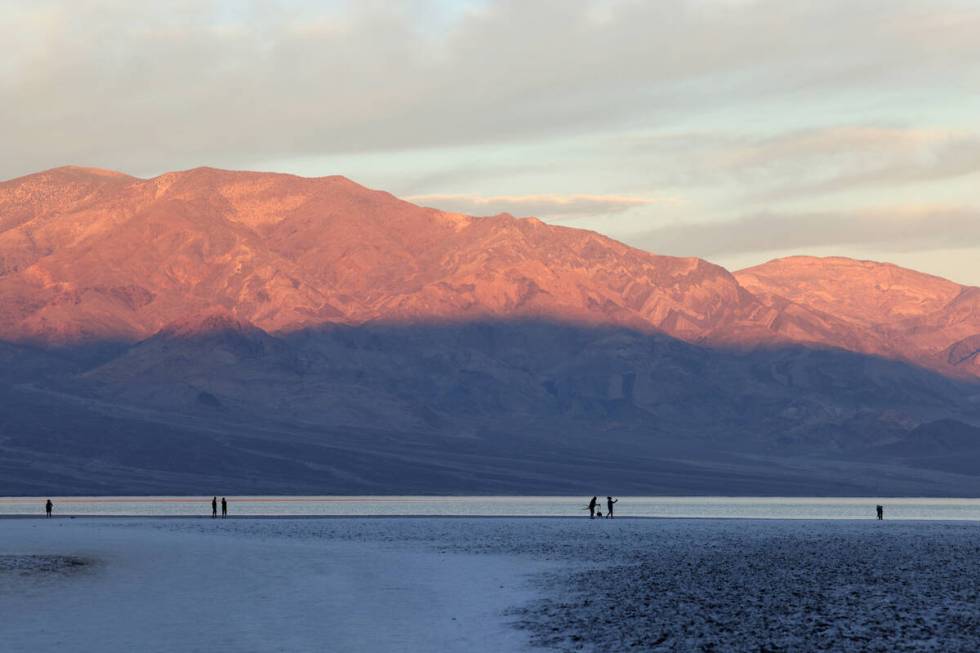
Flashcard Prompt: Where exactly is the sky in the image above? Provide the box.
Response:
[3,0,979,284]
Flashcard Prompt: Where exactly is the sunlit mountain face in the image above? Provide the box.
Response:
[1,166,978,496]
[2,165,976,375]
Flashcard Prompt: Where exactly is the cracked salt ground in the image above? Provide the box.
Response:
[507,521,980,652]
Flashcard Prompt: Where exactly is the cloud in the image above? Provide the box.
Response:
[638,205,980,257]
[403,192,667,217]
[630,127,980,197]
[2,0,979,178]
[735,128,980,198]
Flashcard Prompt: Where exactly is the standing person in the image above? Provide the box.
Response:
[45,499,53,518]
[588,496,598,519]
[221,497,227,518]
[876,505,884,520]
[606,496,618,518]
[211,496,218,519]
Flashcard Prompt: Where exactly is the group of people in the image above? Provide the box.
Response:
[211,496,229,518]
[584,498,888,520]
[587,496,617,518]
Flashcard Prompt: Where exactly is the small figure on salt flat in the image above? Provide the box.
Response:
[211,496,218,519]
[606,496,618,518]
[45,499,53,518]
[588,496,598,519]
[221,497,228,518]
[876,505,884,520]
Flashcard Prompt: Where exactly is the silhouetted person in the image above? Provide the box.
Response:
[45,499,53,518]
[221,497,227,518]
[211,496,218,519]
[606,496,618,518]
[876,505,884,520]
[588,496,598,519]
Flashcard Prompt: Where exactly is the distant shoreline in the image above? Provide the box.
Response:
[5,495,980,500]
[6,496,980,520]
[3,515,978,522]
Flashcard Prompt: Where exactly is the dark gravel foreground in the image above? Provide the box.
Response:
[136,517,980,651]
[509,521,980,652]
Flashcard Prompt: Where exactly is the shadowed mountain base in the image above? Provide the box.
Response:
[2,319,979,496]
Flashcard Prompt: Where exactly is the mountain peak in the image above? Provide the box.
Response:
[2,165,137,187]
[742,255,952,279]
[736,255,967,311]
[52,165,134,178]
[147,166,361,186]
[735,255,977,370]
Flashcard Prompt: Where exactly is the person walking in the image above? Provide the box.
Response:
[588,496,598,519]
[606,496,618,518]
[211,496,218,519]
[221,497,228,518]
[45,499,53,518]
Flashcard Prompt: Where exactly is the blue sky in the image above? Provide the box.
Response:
[3,0,979,283]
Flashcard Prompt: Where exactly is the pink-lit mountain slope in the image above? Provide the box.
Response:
[2,166,975,378]
[737,256,979,375]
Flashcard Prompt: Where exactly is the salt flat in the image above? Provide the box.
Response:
[0,518,546,653]
[2,517,979,652]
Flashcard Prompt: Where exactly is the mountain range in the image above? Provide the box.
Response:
[1,166,978,496]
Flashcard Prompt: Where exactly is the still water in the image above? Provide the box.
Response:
[3,496,980,520]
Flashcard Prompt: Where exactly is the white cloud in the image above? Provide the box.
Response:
[638,205,980,257]
[403,192,669,217]
[628,127,980,197]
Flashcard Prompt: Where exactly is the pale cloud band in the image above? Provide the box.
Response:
[3,0,980,179]
[632,126,980,198]
[403,193,670,218]
[639,206,980,258]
